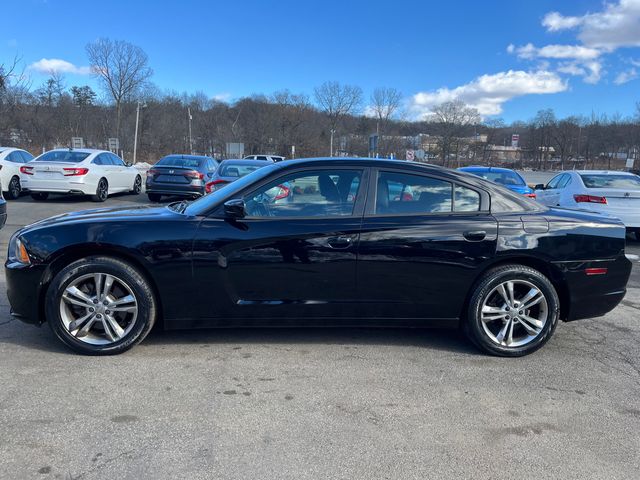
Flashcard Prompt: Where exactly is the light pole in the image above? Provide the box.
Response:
[132,101,146,164]
[188,107,193,155]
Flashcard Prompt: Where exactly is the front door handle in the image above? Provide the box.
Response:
[463,230,486,241]
[327,235,354,249]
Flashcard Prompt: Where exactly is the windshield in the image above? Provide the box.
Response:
[36,150,91,163]
[157,156,203,168]
[219,162,264,177]
[466,169,525,186]
[185,163,279,216]
[580,174,640,189]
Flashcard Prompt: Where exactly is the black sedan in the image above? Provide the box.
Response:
[146,154,218,201]
[6,158,632,356]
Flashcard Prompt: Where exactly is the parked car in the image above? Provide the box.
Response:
[244,154,285,162]
[534,170,640,238]
[458,166,536,198]
[0,188,6,229]
[145,154,219,202]
[205,159,270,193]
[0,147,34,199]
[20,149,142,202]
[6,158,631,356]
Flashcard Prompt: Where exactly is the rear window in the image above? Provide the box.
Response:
[157,156,203,168]
[580,174,640,189]
[465,169,525,186]
[220,163,263,177]
[36,150,91,163]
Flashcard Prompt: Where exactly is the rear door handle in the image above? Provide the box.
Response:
[463,230,486,241]
[327,235,355,249]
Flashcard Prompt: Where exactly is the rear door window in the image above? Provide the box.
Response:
[375,171,452,214]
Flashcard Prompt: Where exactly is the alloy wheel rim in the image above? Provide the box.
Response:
[99,181,107,199]
[480,279,548,348]
[59,273,138,345]
[134,176,141,192]
[10,178,20,197]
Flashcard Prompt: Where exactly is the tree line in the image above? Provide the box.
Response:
[1,39,639,170]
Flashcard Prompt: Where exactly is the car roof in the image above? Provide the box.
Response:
[571,170,635,175]
[458,166,518,173]
[221,159,271,165]
[162,154,211,159]
[44,148,106,154]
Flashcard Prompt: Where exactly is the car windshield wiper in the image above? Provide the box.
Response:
[168,200,190,213]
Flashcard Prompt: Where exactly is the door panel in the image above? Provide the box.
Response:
[192,217,362,322]
[357,214,498,319]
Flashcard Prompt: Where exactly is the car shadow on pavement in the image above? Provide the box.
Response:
[141,326,480,356]
[0,318,480,356]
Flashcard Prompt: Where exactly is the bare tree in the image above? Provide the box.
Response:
[86,38,153,140]
[370,87,402,155]
[429,100,480,166]
[314,81,362,156]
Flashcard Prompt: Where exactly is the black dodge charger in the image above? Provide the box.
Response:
[5,158,632,356]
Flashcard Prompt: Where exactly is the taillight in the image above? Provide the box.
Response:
[63,168,89,176]
[147,168,159,177]
[274,184,290,200]
[574,194,607,204]
[20,166,34,175]
[524,193,537,199]
[185,170,204,180]
[206,179,228,193]
[585,267,607,276]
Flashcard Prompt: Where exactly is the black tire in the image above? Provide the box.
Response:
[131,175,142,195]
[147,193,162,202]
[92,178,108,202]
[30,192,49,201]
[46,256,157,355]
[6,176,21,199]
[465,264,559,357]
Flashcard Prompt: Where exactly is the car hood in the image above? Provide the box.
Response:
[23,205,180,230]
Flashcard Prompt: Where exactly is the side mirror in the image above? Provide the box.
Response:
[534,184,545,190]
[224,199,246,219]
[125,162,133,167]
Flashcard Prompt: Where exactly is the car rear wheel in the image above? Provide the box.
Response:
[147,193,162,202]
[6,176,21,199]
[30,192,49,201]
[131,175,142,194]
[46,256,157,355]
[466,264,559,357]
[92,178,108,202]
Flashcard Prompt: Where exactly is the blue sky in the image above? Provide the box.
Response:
[2,0,640,122]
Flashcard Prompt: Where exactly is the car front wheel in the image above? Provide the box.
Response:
[131,175,142,194]
[46,256,157,355]
[466,264,559,357]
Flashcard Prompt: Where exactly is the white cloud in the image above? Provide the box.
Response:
[410,70,567,117]
[29,58,91,75]
[557,62,586,76]
[583,61,603,84]
[512,43,601,60]
[213,92,231,102]
[542,0,640,50]
[542,11,584,32]
[614,67,638,84]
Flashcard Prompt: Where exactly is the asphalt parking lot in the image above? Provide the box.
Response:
[0,192,639,480]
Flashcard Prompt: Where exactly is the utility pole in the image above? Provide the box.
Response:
[330,128,335,157]
[133,101,141,164]
[188,107,193,155]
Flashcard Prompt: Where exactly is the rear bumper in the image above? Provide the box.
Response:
[21,178,95,195]
[559,255,632,321]
[146,183,205,197]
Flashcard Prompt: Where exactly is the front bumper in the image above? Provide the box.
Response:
[5,261,47,325]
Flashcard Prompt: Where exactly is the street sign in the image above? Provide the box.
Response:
[511,134,520,148]
[406,149,415,161]
[108,138,119,152]
[71,137,84,149]
[626,158,635,168]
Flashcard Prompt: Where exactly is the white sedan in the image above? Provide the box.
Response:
[0,147,35,199]
[20,149,142,202]
[534,170,640,236]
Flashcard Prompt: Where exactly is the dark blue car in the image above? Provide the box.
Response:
[458,166,536,198]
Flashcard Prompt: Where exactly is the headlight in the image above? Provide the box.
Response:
[8,235,31,265]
